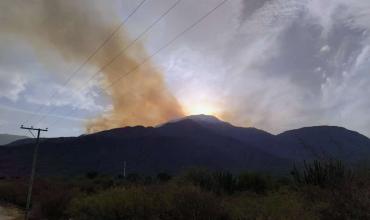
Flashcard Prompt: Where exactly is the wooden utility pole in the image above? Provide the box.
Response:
[123,161,127,178]
[20,125,48,220]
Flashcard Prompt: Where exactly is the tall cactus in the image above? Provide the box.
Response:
[291,160,351,188]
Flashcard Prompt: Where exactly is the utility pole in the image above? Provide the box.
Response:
[123,161,127,178]
[20,125,48,220]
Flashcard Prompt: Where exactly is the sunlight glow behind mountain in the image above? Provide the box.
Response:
[183,102,222,118]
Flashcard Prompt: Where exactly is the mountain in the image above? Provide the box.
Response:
[0,134,29,146]
[276,126,370,162]
[0,115,369,177]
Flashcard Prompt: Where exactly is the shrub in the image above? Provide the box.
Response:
[177,168,214,191]
[68,187,162,220]
[291,160,352,188]
[85,171,99,179]
[157,173,172,182]
[226,190,319,220]
[165,185,228,220]
[177,169,238,194]
[68,184,228,220]
[126,173,142,183]
[237,172,272,194]
[179,169,275,195]
[299,174,370,219]
[212,172,237,194]
[0,180,28,207]
[292,161,370,219]
[36,184,77,220]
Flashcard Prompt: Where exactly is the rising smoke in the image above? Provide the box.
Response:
[0,0,184,132]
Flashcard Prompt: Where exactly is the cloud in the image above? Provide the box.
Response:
[305,0,370,38]
[214,0,370,135]
[0,104,86,137]
[320,45,331,53]
[158,0,370,136]
[24,84,104,112]
[0,71,27,101]
[1,0,370,137]
[0,30,104,113]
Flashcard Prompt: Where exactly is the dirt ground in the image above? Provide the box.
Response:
[0,205,22,220]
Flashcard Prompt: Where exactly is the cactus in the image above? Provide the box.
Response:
[291,160,352,188]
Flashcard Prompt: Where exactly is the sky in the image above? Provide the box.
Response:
[0,0,370,137]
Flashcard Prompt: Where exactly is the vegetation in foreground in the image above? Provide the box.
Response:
[0,160,369,220]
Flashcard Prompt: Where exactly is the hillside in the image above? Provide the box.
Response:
[0,134,29,146]
[0,115,369,177]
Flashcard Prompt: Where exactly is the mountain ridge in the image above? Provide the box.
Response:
[0,115,369,176]
[0,134,29,146]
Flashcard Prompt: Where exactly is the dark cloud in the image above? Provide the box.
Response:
[239,0,271,22]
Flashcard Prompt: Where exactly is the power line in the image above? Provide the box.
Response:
[105,0,228,90]
[34,0,183,126]
[46,0,229,128]
[23,0,148,126]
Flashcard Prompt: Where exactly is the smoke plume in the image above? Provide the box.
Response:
[0,0,184,132]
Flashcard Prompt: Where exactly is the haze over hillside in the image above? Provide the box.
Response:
[0,134,28,146]
[1,115,369,177]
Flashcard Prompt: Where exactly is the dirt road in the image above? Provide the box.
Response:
[0,206,22,220]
